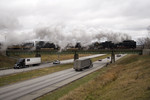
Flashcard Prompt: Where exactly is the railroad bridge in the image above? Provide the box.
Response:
[70,49,142,63]
[6,49,144,63]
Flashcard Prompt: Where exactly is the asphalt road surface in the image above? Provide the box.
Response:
[0,54,126,100]
[0,54,105,76]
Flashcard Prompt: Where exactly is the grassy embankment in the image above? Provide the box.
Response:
[38,55,150,100]
[0,54,91,69]
[0,54,109,87]
[0,54,17,69]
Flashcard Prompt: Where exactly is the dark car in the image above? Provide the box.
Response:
[98,59,102,61]
[116,54,121,57]
[107,57,110,59]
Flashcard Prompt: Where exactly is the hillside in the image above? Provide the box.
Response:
[56,55,150,100]
[0,54,17,69]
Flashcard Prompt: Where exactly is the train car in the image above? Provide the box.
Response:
[74,58,93,71]
[14,57,41,69]
[116,40,136,49]
[7,44,23,50]
[35,41,57,50]
[100,41,115,49]
[22,42,35,50]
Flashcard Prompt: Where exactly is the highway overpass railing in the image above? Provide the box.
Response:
[6,49,143,56]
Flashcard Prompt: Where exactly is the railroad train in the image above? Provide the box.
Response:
[5,40,136,51]
[7,41,60,50]
[90,40,136,49]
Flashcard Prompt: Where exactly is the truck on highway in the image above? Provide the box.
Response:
[74,58,93,71]
[14,57,41,69]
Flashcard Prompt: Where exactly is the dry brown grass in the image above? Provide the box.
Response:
[41,54,92,62]
[0,53,17,69]
[0,54,91,69]
[59,55,150,100]
[0,63,73,87]
[17,54,92,62]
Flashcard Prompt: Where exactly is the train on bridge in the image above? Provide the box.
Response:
[90,40,136,49]
[2,40,136,51]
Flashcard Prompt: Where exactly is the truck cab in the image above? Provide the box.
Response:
[14,58,25,69]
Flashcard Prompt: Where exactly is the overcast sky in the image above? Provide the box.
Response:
[0,0,150,42]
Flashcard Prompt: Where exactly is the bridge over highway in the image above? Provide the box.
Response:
[6,49,142,54]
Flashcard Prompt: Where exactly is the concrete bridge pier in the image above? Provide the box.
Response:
[111,51,115,63]
[74,51,79,61]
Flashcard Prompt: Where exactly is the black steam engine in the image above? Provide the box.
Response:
[91,40,136,49]
[36,41,60,50]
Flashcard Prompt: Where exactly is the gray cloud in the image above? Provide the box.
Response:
[0,0,150,48]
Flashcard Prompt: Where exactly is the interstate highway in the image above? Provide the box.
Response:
[0,54,105,76]
[0,54,126,100]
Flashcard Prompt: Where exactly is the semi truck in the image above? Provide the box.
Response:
[74,58,93,71]
[14,57,41,69]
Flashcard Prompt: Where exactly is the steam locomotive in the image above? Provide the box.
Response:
[7,41,60,50]
[90,40,136,49]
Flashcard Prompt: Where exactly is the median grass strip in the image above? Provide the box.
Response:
[0,54,108,87]
[0,63,73,87]
[11,54,92,62]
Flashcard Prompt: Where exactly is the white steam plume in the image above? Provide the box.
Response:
[35,23,132,49]
[0,23,132,51]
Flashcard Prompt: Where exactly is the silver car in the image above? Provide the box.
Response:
[53,60,60,64]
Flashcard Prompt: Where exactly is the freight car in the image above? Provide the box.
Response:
[74,59,93,71]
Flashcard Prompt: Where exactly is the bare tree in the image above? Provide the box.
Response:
[137,26,150,49]
[144,37,150,49]
[137,38,145,49]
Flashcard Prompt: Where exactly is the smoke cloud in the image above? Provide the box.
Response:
[0,23,132,51]
[34,23,132,49]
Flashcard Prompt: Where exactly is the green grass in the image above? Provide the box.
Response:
[0,54,109,87]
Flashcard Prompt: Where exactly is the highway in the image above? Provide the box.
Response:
[0,54,126,100]
[0,54,105,76]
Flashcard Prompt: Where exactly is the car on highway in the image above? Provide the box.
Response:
[98,59,102,61]
[53,60,60,64]
[107,57,110,59]
[116,54,121,57]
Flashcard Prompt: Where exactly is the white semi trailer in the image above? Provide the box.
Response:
[74,58,93,71]
[14,57,41,69]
